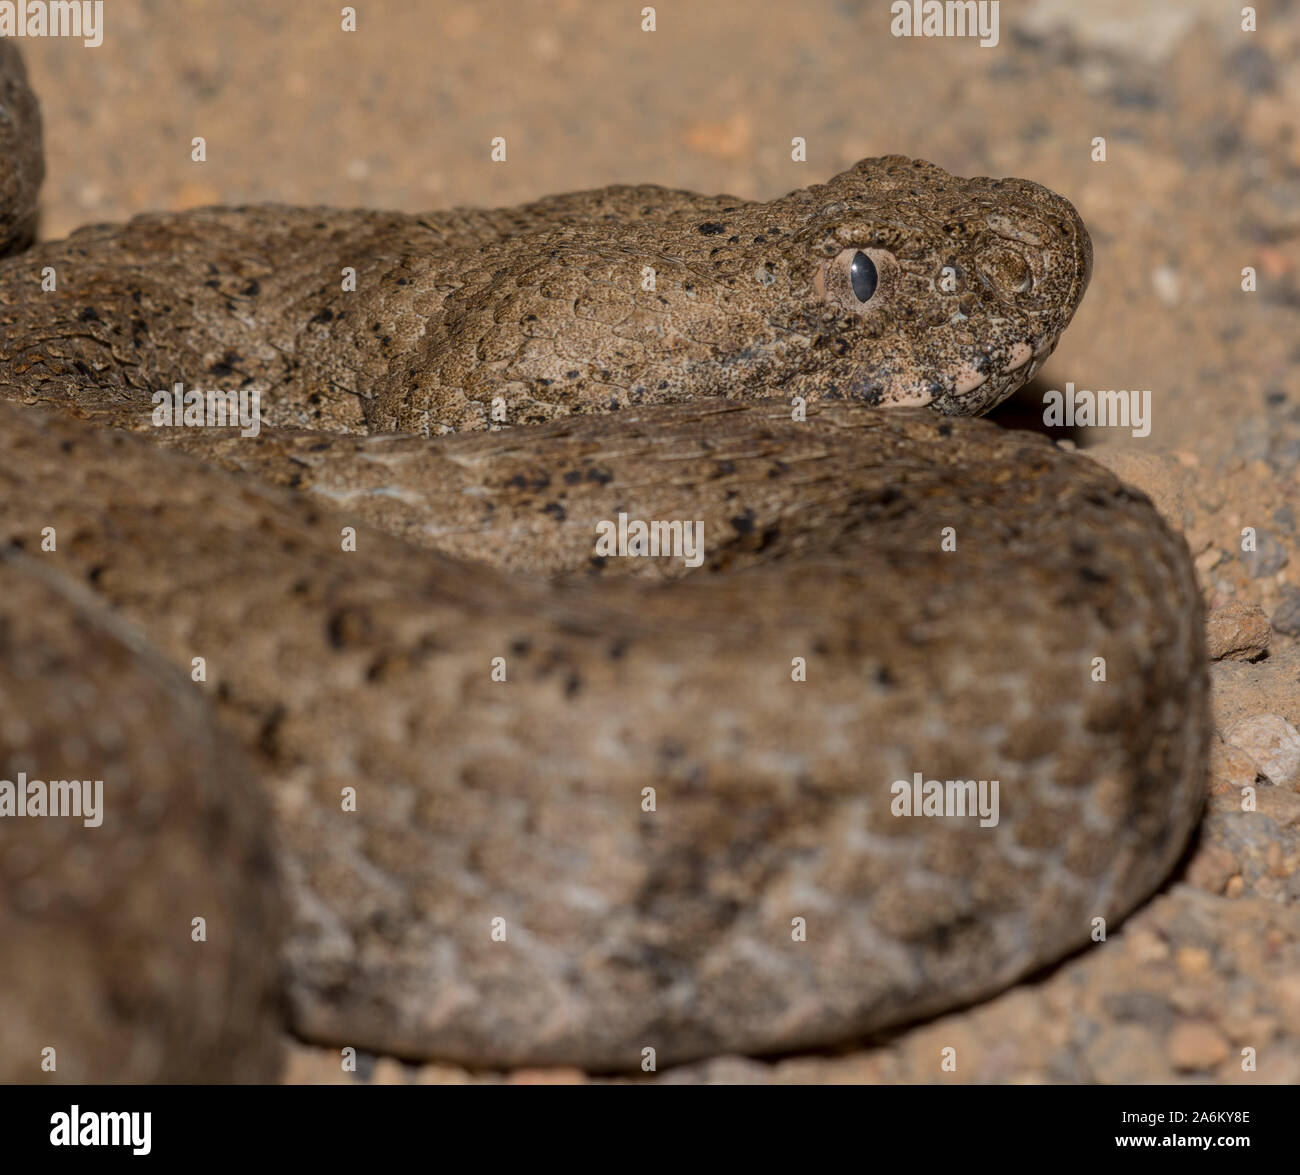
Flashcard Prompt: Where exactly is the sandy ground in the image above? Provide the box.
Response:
[16,0,1300,1083]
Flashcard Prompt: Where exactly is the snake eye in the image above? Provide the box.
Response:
[849,251,878,303]
[815,246,894,315]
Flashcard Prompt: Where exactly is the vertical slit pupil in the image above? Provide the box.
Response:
[850,252,877,302]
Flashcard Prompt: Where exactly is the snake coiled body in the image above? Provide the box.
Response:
[0,42,1207,1078]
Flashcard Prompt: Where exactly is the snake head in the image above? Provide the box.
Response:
[782,155,1093,416]
[370,155,1091,433]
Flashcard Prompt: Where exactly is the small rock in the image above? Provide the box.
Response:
[1175,946,1212,976]
[1220,1012,1278,1046]
[1239,528,1289,578]
[1222,713,1300,787]
[1271,584,1300,636]
[371,1057,409,1085]
[1086,1025,1168,1083]
[1101,991,1176,1033]
[1124,926,1171,964]
[900,1021,980,1084]
[1167,1021,1230,1071]
[1227,43,1278,95]
[1184,844,1240,893]
[1207,739,1259,796]
[1152,265,1180,307]
[1168,984,1208,1017]
[279,1042,351,1085]
[1276,976,1300,1035]
[1234,417,1273,463]
[1205,600,1270,661]
[1018,0,1221,67]
[1268,437,1300,476]
[1194,547,1223,576]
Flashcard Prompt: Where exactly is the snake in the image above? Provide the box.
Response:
[0,41,1207,1079]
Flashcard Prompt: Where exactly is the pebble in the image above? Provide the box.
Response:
[1152,265,1180,307]
[1207,739,1258,795]
[1271,584,1300,636]
[1222,713,1300,787]
[1086,1026,1164,1083]
[1124,926,1171,964]
[1221,1012,1277,1047]
[1194,547,1222,576]
[1175,946,1213,976]
[1205,600,1270,661]
[1234,417,1273,463]
[1166,1021,1230,1071]
[280,1046,350,1085]
[1101,990,1176,1034]
[371,1058,409,1085]
[1239,528,1289,578]
[1276,976,1300,1034]
[1184,844,1240,893]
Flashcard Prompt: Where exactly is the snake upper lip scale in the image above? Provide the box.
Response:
[0,38,1206,1077]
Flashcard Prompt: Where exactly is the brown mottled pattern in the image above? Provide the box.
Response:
[0,43,1205,1073]
[0,549,283,1083]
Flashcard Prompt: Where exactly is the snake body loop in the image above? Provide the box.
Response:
[0,42,1205,1076]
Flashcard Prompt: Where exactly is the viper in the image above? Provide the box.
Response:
[0,40,1206,1079]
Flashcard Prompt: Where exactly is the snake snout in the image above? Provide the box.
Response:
[1036,184,1092,324]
